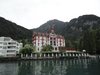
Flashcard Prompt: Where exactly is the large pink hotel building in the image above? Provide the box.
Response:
[32,27,65,52]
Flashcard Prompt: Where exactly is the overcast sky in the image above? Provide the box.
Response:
[0,0,100,29]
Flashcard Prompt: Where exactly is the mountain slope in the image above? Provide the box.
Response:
[64,15,100,40]
[31,14,100,48]
[0,14,100,47]
[31,19,67,35]
[31,15,100,40]
[0,17,32,40]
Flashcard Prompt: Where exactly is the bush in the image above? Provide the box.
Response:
[42,45,53,52]
[20,44,35,55]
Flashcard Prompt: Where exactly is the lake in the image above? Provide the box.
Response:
[0,58,100,75]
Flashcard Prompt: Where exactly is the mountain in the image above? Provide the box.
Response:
[64,15,100,40]
[31,19,67,35]
[0,17,32,40]
[31,15,100,40]
[31,14,100,49]
[0,14,100,49]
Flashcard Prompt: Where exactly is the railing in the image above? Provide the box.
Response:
[20,52,89,59]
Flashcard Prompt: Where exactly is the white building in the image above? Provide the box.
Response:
[32,27,65,52]
[0,37,22,57]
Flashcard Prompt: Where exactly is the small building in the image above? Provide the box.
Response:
[32,27,65,52]
[0,37,22,57]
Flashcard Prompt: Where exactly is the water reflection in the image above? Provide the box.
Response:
[0,59,100,75]
[0,63,18,75]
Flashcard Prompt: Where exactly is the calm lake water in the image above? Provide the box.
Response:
[0,58,100,75]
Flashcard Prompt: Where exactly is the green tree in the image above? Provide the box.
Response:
[79,29,96,54]
[96,29,100,54]
[19,39,32,46]
[42,45,53,52]
[65,40,73,47]
[78,38,84,51]
[20,44,35,55]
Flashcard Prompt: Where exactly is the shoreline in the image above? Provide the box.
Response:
[0,52,100,62]
[0,56,90,62]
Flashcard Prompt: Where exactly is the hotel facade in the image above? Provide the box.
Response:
[0,37,22,57]
[32,27,65,52]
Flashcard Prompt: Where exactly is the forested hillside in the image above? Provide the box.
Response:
[0,17,32,40]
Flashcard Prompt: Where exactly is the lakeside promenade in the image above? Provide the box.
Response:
[0,52,92,62]
[20,52,89,60]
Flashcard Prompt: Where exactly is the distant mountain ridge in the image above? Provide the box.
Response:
[0,14,100,45]
[0,17,32,40]
[31,14,100,40]
[64,15,100,39]
[31,14,100,48]
[31,19,67,35]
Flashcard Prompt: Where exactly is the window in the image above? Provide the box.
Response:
[50,41,52,45]
[38,48,39,51]
[8,46,16,49]
[8,42,16,45]
[0,46,2,48]
[0,42,2,44]
[3,42,7,45]
[3,46,6,49]
[7,50,15,52]
[54,38,56,40]
[7,54,15,56]
[38,43,39,46]
[54,41,56,46]
[55,47,57,50]
[50,37,52,40]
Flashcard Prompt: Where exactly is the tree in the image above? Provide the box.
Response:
[42,45,53,52]
[20,44,35,55]
[96,29,100,54]
[19,39,32,47]
[78,38,83,51]
[79,29,96,54]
